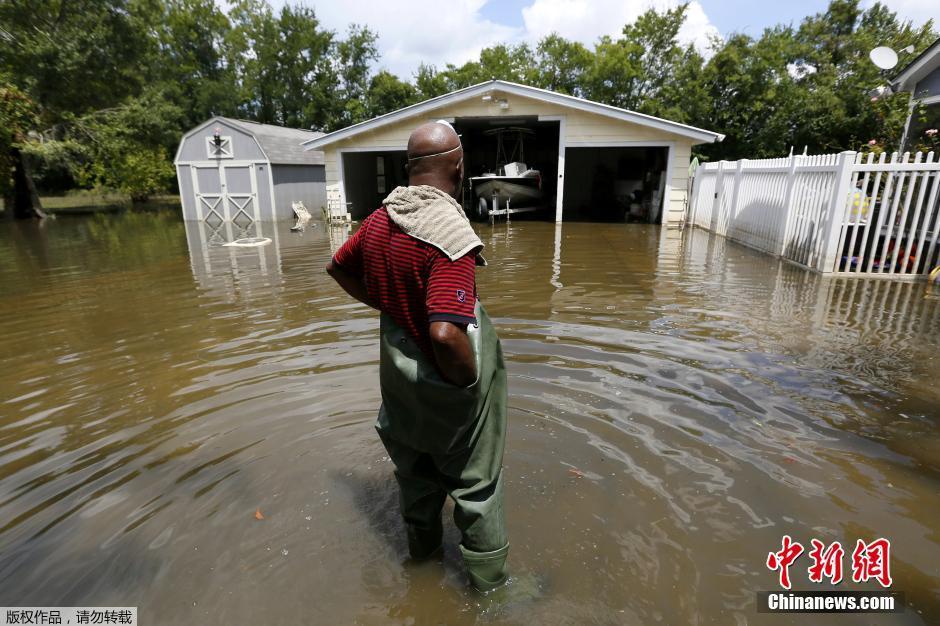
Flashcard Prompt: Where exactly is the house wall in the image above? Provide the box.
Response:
[914,66,940,98]
[271,164,327,219]
[321,91,700,224]
[177,119,266,163]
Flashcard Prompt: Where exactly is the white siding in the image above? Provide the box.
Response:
[322,91,701,224]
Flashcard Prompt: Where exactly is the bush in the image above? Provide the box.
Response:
[112,148,176,202]
[80,146,175,203]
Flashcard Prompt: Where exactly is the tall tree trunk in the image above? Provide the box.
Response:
[9,147,46,219]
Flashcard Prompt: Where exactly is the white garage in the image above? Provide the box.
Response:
[302,80,723,225]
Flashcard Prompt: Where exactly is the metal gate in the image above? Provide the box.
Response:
[190,163,261,225]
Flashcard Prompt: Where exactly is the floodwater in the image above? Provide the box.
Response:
[0,211,938,625]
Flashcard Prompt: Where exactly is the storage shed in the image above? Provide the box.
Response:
[175,117,326,223]
[303,80,724,225]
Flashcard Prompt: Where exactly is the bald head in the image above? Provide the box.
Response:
[406,121,464,198]
[408,121,461,158]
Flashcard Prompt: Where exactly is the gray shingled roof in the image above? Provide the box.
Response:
[222,118,325,165]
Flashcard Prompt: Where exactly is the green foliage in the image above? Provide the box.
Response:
[0,0,146,120]
[535,35,593,95]
[20,139,88,193]
[0,80,39,196]
[0,0,937,203]
[583,4,691,110]
[97,148,176,202]
[336,25,381,126]
[436,44,538,92]
[905,102,940,153]
[142,0,241,129]
[227,1,341,130]
[67,89,183,201]
[414,64,450,99]
[367,71,419,118]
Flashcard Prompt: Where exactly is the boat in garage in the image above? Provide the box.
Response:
[469,127,544,220]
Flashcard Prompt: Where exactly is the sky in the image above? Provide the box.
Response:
[271,0,939,79]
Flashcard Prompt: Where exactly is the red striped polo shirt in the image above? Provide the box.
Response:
[332,207,478,363]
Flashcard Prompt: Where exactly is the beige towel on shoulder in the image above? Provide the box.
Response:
[383,185,487,266]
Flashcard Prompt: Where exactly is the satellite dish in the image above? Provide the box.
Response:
[870,46,899,70]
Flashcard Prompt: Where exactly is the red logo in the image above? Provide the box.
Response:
[808,539,845,584]
[767,535,804,589]
[851,538,892,588]
[766,536,892,589]
[456,289,466,303]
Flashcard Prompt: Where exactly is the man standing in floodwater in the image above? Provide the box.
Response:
[326,121,509,592]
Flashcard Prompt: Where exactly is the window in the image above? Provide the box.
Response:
[206,135,233,159]
[376,156,386,193]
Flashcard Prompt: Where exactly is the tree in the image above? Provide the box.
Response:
[0,0,145,120]
[70,89,183,201]
[140,0,240,130]
[695,30,801,158]
[228,0,281,125]
[584,4,690,110]
[414,64,450,100]
[367,71,418,118]
[534,35,593,95]
[275,4,335,130]
[692,0,936,160]
[651,46,708,124]
[437,43,538,92]
[335,25,379,128]
[790,0,935,152]
[0,81,44,217]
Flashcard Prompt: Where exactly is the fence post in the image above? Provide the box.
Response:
[778,155,799,257]
[817,150,857,273]
[710,161,725,232]
[687,166,701,227]
[727,159,746,235]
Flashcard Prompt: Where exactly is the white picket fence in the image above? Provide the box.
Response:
[688,151,940,278]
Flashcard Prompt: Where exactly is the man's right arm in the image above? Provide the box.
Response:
[429,321,476,386]
[426,252,479,386]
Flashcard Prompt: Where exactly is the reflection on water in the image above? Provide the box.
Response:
[0,212,937,625]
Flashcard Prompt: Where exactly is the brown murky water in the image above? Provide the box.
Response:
[1,211,938,625]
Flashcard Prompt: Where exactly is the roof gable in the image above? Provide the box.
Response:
[176,116,325,165]
[226,119,325,165]
[303,80,724,150]
[892,38,940,94]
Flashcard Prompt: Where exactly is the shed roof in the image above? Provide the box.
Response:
[224,118,325,165]
[303,80,724,150]
[178,117,325,165]
[891,37,940,94]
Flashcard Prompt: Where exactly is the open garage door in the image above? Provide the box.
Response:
[453,117,559,221]
[562,146,669,223]
[341,151,408,219]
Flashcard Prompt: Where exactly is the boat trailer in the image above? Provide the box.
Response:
[480,193,541,224]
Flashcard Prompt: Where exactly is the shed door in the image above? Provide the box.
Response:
[191,163,260,225]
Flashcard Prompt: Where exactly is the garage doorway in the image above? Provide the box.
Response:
[562,146,669,223]
[453,117,560,221]
[341,150,408,219]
